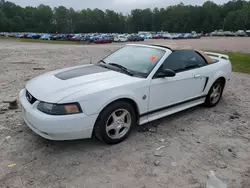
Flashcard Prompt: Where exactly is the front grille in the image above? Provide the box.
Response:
[26,90,37,104]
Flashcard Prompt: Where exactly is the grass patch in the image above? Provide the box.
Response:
[0,36,81,45]
[215,51,250,74]
[19,38,81,45]
[0,36,19,40]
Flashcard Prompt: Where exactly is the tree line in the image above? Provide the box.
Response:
[0,0,250,33]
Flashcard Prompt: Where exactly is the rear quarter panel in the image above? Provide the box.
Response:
[202,58,232,94]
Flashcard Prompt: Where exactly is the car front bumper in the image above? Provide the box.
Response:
[19,89,98,140]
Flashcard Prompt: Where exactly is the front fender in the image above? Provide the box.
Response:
[96,91,140,114]
[79,87,149,115]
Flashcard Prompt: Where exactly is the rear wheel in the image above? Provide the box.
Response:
[94,101,136,144]
[205,79,224,107]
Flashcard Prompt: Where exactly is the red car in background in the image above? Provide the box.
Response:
[94,37,112,44]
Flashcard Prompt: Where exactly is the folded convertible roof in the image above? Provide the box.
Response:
[149,44,214,64]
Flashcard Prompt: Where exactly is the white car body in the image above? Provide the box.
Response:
[114,35,128,42]
[19,44,232,141]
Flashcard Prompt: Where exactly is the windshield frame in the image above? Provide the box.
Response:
[99,44,167,78]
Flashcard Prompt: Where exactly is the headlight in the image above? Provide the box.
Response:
[37,102,82,115]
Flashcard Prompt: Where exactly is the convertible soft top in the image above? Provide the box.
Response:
[195,50,214,64]
[151,45,214,64]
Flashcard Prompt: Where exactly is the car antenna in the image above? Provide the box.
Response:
[90,55,92,64]
[88,50,92,64]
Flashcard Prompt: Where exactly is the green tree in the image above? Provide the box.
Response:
[0,0,249,33]
[53,6,69,33]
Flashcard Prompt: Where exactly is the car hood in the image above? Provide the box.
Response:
[26,64,141,103]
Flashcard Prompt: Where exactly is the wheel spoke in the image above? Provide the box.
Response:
[123,123,130,128]
[210,96,215,103]
[119,111,128,121]
[214,84,220,93]
[106,122,116,131]
[211,97,214,103]
[214,94,219,100]
[111,112,119,122]
[210,92,215,98]
[214,85,218,91]
[212,84,222,103]
[217,87,221,94]
[114,129,120,138]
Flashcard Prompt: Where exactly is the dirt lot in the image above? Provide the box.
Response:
[0,37,250,188]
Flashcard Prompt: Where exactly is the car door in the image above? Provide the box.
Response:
[148,50,207,114]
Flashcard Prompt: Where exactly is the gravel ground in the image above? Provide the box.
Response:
[0,37,250,188]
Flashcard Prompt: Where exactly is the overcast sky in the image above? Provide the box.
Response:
[10,0,229,13]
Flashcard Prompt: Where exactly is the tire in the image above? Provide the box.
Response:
[204,79,225,107]
[94,101,136,144]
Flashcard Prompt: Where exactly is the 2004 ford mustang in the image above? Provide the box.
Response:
[19,44,232,144]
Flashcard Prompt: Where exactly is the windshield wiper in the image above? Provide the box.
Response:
[99,60,106,64]
[109,63,134,76]
[98,60,110,69]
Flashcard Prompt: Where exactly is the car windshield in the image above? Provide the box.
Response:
[102,45,165,77]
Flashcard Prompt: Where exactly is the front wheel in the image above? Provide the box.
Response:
[204,79,224,107]
[94,101,136,144]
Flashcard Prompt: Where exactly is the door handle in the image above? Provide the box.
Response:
[194,74,201,78]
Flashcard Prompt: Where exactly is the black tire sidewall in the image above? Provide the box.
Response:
[94,101,136,144]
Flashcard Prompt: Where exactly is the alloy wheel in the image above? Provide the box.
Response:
[106,109,132,139]
[210,83,222,104]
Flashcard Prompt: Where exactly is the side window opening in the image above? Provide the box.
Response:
[195,51,208,67]
[161,50,199,73]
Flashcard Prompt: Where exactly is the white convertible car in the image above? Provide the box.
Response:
[19,44,232,144]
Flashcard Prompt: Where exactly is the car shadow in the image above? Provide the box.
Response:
[28,100,226,153]
[132,105,203,134]
[33,134,107,153]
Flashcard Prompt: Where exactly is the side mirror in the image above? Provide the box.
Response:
[156,69,176,78]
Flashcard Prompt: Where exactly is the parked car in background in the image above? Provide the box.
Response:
[236,30,246,37]
[50,34,63,40]
[183,33,192,39]
[138,33,153,39]
[94,37,111,44]
[192,33,201,39]
[223,31,236,37]
[246,30,250,37]
[15,34,22,38]
[19,34,29,38]
[216,31,225,36]
[210,31,217,36]
[128,35,144,42]
[71,34,82,41]
[210,30,249,37]
[152,34,163,39]
[50,34,57,40]
[163,33,173,39]
[164,32,201,39]
[171,33,182,39]
[1,30,249,43]
[41,34,51,40]
[27,33,41,39]
[114,35,128,42]
[61,34,73,41]
[87,35,99,42]
[107,35,114,42]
